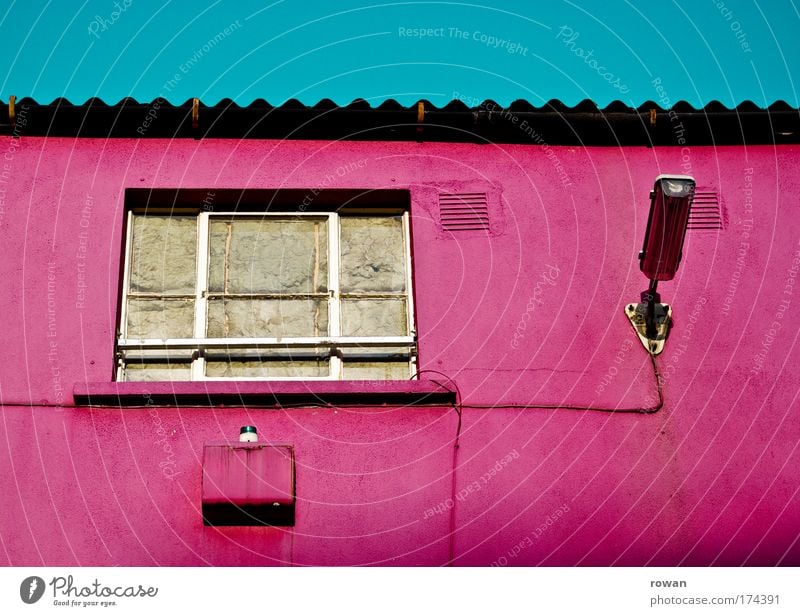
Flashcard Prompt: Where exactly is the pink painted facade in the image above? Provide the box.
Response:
[1,137,798,566]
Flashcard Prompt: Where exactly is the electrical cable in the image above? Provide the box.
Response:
[0,354,662,413]
[452,352,664,414]
[408,353,663,566]
[409,369,463,566]
[2,354,662,568]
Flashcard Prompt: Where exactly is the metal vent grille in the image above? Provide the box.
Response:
[688,190,723,230]
[439,193,490,232]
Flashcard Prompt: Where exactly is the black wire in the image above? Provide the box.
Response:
[3,357,661,570]
[409,368,463,442]
[411,354,663,414]
[408,355,661,566]
[455,353,664,414]
[407,369,465,566]
[0,353,663,414]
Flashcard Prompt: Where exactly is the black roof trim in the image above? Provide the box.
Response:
[2,97,799,145]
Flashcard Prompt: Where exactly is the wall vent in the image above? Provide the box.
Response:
[439,192,490,232]
[688,190,723,230]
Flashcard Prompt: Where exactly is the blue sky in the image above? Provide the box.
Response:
[1,0,798,107]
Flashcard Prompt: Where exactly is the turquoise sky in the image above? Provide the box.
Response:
[1,0,797,107]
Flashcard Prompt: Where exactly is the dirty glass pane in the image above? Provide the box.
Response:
[340,216,406,293]
[206,359,328,378]
[129,216,197,293]
[341,299,407,336]
[339,345,414,358]
[207,298,328,337]
[208,218,328,293]
[124,362,192,381]
[121,348,195,361]
[342,361,410,380]
[205,347,330,360]
[126,298,194,338]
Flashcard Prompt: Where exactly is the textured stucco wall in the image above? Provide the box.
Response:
[0,137,798,565]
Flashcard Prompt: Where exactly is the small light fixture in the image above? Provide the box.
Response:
[239,426,258,443]
[625,175,695,355]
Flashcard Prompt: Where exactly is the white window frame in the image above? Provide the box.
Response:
[117,210,417,381]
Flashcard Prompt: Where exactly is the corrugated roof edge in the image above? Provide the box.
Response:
[2,97,798,145]
[4,96,798,111]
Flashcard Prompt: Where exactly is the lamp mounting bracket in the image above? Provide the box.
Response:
[625,301,672,355]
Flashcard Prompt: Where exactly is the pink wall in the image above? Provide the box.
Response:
[1,137,798,566]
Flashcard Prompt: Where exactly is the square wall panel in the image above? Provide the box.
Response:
[202,443,295,526]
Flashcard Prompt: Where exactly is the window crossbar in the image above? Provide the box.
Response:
[118,336,415,350]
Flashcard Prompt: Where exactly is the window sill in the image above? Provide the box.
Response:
[72,380,456,407]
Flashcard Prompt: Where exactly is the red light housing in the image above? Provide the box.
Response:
[639,175,695,281]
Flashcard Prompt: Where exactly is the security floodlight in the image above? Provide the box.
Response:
[639,175,695,280]
[625,175,695,355]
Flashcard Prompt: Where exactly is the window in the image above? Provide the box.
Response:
[117,207,416,381]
